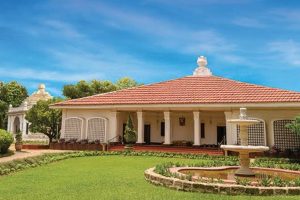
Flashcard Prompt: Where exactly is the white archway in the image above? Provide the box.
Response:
[237,118,266,146]
[64,117,83,140]
[273,119,300,151]
[86,117,107,143]
[12,116,20,134]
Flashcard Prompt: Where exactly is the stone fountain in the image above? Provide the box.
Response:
[221,108,269,176]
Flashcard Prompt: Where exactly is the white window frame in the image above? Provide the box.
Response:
[85,117,108,142]
[63,117,84,140]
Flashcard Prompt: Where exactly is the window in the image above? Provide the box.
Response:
[87,118,106,142]
[237,120,265,146]
[160,122,165,136]
[274,120,300,151]
[26,123,29,135]
[64,118,83,139]
[201,123,205,138]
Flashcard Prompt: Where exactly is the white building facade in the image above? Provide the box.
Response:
[52,57,300,151]
[7,84,52,138]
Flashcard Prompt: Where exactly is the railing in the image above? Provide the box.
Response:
[106,135,122,150]
[218,136,226,148]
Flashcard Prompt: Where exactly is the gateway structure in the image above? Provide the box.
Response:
[53,56,300,150]
[7,84,52,138]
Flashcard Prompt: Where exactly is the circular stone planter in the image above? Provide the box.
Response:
[144,167,300,196]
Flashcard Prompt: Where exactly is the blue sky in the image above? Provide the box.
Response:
[1,0,300,96]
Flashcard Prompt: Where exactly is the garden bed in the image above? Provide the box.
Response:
[49,142,104,151]
[22,144,49,150]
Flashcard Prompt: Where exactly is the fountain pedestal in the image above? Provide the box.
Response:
[221,108,269,177]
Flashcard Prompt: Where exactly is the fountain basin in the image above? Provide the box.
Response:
[227,119,261,126]
[176,166,300,185]
[221,145,269,153]
[145,167,300,195]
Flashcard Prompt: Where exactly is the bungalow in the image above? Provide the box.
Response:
[52,56,300,150]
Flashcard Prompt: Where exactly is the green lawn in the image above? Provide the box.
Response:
[0,155,298,200]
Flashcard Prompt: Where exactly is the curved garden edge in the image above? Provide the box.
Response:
[144,168,300,196]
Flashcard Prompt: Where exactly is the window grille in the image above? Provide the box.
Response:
[273,120,300,151]
[87,118,106,142]
[237,120,265,146]
[64,118,82,139]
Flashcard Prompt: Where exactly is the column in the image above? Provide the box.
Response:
[163,111,171,145]
[21,115,27,136]
[7,116,11,132]
[60,109,67,139]
[193,111,201,146]
[224,111,233,145]
[110,111,119,142]
[137,111,144,144]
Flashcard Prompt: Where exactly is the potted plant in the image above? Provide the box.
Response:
[15,130,22,152]
[123,115,137,150]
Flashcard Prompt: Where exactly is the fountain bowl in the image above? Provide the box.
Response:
[221,145,269,153]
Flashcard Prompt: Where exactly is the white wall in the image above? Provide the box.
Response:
[229,109,300,147]
[61,108,300,147]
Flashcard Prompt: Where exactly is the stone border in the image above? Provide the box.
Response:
[144,168,300,195]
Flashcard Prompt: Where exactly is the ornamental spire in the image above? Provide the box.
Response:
[193,56,212,76]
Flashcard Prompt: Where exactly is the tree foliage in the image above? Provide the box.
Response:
[0,129,13,154]
[286,116,300,136]
[63,77,140,99]
[115,77,139,90]
[0,81,28,107]
[0,81,28,129]
[25,98,63,143]
[123,115,137,145]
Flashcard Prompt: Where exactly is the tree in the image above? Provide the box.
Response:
[63,80,93,99]
[0,81,28,107]
[123,115,137,146]
[63,77,140,99]
[115,77,139,90]
[90,80,116,94]
[286,116,300,136]
[25,98,63,143]
[0,81,28,129]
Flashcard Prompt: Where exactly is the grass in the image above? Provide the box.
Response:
[0,155,299,200]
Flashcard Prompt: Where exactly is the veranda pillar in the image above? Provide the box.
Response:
[137,111,144,144]
[163,111,171,145]
[193,111,201,146]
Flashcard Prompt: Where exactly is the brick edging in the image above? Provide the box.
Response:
[144,168,300,195]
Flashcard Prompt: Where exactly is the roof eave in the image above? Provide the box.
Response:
[50,102,300,110]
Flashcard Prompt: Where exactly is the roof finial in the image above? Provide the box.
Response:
[193,56,212,76]
[38,84,46,93]
[197,56,208,68]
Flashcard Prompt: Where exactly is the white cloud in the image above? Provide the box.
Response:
[268,40,300,66]
[42,19,84,38]
[0,67,101,82]
[232,17,265,28]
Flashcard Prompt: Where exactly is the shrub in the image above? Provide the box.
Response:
[15,131,22,144]
[123,115,137,145]
[0,129,13,154]
[235,177,251,186]
[259,177,272,187]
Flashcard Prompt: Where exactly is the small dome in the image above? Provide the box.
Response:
[39,84,46,90]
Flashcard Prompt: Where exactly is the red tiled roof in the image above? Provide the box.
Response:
[54,76,300,106]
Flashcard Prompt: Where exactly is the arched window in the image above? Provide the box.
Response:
[273,120,300,151]
[87,118,106,142]
[64,118,83,139]
[237,119,265,146]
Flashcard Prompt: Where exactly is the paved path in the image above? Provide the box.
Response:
[0,146,69,164]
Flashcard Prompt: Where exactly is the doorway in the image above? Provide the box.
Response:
[217,126,226,145]
[144,124,151,145]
